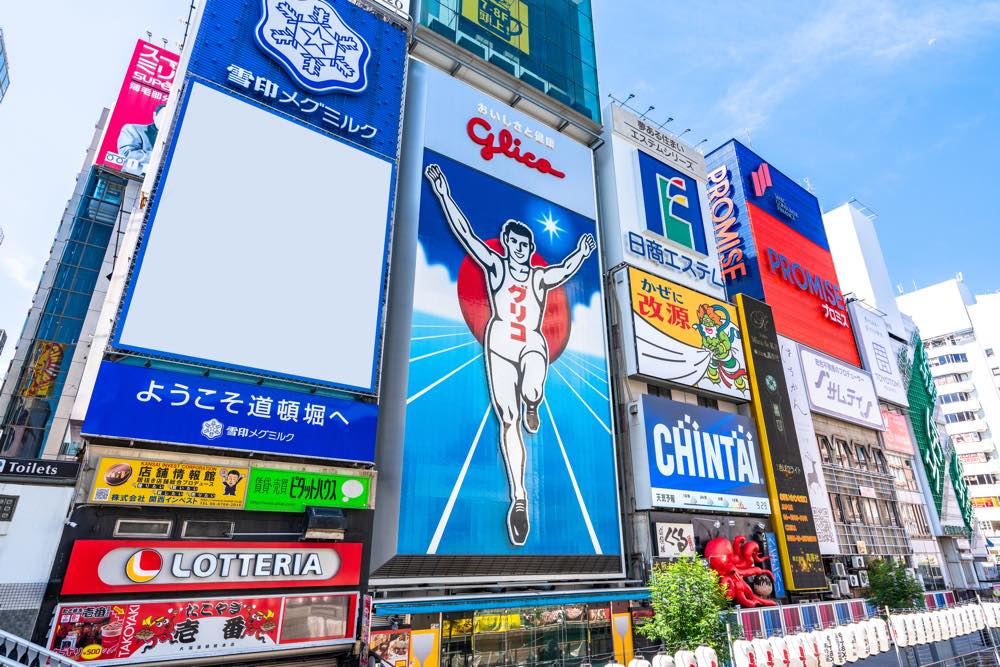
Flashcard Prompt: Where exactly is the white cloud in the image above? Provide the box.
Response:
[0,246,44,292]
[412,241,464,323]
[566,291,610,358]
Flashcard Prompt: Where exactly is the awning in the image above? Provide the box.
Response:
[373,588,649,616]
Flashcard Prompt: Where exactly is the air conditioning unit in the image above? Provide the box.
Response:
[849,575,860,587]
[829,583,842,599]
[851,556,866,568]
[832,562,847,577]
[838,580,851,595]
[858,570,870,587]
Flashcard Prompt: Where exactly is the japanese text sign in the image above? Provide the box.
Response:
[654,522,695,558]
[848,302,909,406]
[799,345,884,430]
[245,467,371,512]
[48,592,357,664]
[612,105,707,182]
[91,458,248,509]
[636,394,770,515]
[82,362,377,463]
[97,39,179,177]
[624,266,750,401]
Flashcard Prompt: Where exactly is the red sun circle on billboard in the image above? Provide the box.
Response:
[457,239,571,361]
[125,549,163,583]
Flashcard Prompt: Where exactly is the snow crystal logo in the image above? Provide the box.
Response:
[201,419,224,440]
[255,0,371,95]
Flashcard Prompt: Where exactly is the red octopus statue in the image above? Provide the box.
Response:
[704,536,777,607]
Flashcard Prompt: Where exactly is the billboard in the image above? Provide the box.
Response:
[395,62,620,559]
[48,593,357,664]
[618,266,749,400]
[61,541,361,595]
[798,344,884,430]
[634,395,770,515]
[82,362,377,463]
[704,140,860,366]
[778,336,839,554]
[22,340,65,397]
[88,456,373,511]
[736,295,825,590]
[881,407,916,455]
[112,0,406,395]
[848,302,908,406]
[653,522,696,558]
[96,40,179,178]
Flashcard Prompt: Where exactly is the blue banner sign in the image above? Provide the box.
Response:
[640,394,770,515]
[83,362,377,463]
[766,532,788,599]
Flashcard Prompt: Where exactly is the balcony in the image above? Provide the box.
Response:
[968,484,1000,498]
[939,398,982,414]
[835,522,911,556]
[946,419,989,435]
[936,380,976,395]
[931,360,973,377]
[954,439,994,455]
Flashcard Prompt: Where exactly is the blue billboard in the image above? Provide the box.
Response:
[637,150,708,255]
[638,394,770,515]
[187,0,406,160]
[83,362,377,463]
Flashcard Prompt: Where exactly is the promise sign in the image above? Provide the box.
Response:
[736,295,825,590]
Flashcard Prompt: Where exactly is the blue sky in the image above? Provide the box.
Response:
[592,0,1000,299]
[1,1,999,373]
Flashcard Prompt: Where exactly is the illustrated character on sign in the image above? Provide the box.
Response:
[704,536,776,607]
[244,608,277,642]
[424,163,596,546]
[136,614,176,653]
[222,469,244,496]
[694,304,748,393]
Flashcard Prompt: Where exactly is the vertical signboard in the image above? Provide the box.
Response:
[635,395,770,515]
[112,0,406,394]
[619,266,749,400]
[778,336,839,554]
[396,62,619,560]
[737,295,826,590]
[96,40,180,178]
[848,302,908,406]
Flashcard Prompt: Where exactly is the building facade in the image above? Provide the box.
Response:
[0,28,9,104]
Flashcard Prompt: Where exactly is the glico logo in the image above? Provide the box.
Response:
[466,117,566,179]
[707,165,747,280]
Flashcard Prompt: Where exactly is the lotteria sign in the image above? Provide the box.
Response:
[61,541,362,595]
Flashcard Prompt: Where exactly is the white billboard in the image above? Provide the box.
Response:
[798,342,885,431]
[848,302,909,407]
[114,82,393,393]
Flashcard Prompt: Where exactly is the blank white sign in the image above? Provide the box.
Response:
[118,82,393,391]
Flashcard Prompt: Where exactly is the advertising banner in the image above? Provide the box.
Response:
[848,302,908,406]
[881,407,916,456]
[0,457,79,484]
[89,456,373,511]
[637,394,770,515]
[397,62,620,559]
[778,336,838,554]
[370,628,411,667]
[736,295,825,590]
[611,105,707,182]
[48,592,357,664]
[112,0,406,395]
[83,362,377,463]
[765,532,788,600]
[654,522,696,558]
[96,40,179,178]
[22,340,65,397]
[61,540,362,595]
[623,266,749,400]
[798,344,884,431]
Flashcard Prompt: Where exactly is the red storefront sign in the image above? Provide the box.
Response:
[61,541,362,595]
[48,593,357,664]
[749,203,861,366]
[881,407,916,455]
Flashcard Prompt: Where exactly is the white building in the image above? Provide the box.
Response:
[824,202,983,590]
[898,278,1000,562]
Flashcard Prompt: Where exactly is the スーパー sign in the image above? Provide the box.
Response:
[89,456,374,512]
[61,541,362,595]
[636,394,770,515]
[623,266,749,401]
[83,362,378,463]
[736,295,825,590]
[47,592,358,664]
[799,344,884,430]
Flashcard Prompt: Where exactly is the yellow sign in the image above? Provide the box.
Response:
[91,457,248,509]
[23,340,66,397]
[627,267,749,399]
[461,0,530,55]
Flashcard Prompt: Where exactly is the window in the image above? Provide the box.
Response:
[953,432,983,445]
[181,520,233,539]
[854,443,871,472]
[945,411,979,424]
[647,385,671,399]
[964,474,1000,486]
[935,373,970,386]
[987,348,995,358]
[887,455,919,492]
[818,435,835,465]
[871,448,889,475]
[929,353,968,366]
[940,392,971,404]
[114,519,173,538]
[833,437,852,467]
[697,395,719,409]
[993,368,1000,377]
[960,452,989,464]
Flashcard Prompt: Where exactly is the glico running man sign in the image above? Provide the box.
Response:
[391,62,620,563]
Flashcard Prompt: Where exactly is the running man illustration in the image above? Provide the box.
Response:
[424,163,596,546]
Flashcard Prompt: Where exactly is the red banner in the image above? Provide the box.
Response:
[48,593,357,664]
[881,407,916,455]
[96,39,179,178]
[61,540,362,595]
[22,341,65,397]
